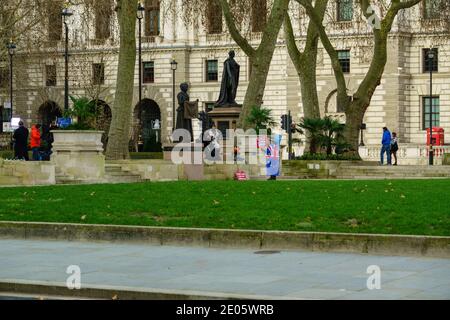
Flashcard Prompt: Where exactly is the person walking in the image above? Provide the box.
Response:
[30,124,42,161]
[391,132,399,166]
[12,121,29,160]
[380,127,392,165]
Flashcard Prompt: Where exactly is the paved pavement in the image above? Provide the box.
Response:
[0,239,449,300]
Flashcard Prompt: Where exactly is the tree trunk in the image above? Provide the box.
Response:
[299,59,321,120]
[344,103,365,157]
[105,0,137,160]
[284,0,327,151]
[239,57,272,128]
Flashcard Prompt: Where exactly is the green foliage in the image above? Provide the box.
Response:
[0,150,14,159]
[63,96,98,130]
[297,153,361,161]
[297,116,349,155]
[297,117,325,154]
[0,180,449,236]
[245,105,277,135]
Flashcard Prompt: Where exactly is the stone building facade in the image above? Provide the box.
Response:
[0,0,448,158]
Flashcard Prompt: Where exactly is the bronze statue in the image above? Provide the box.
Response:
[216,50,240,107]
[176,82,197,141]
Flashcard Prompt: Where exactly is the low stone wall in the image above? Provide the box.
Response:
[204,163,263,180]
[0,159,55,186]
[360,144,450,165]
[109,160,263,181]
[444,154,450,165]
[109,160,180,181]
[282,160,368,178]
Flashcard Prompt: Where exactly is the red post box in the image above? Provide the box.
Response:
[427,127,444,146]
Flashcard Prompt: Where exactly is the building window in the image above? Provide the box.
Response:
[207,0,222,34]
[206,60,218,82]
[422,96,440,129]
[337,0,353,21]
[48,2,62,41]
[92,63,105,85]
[423,0,442,19]
[251,0,267,32]
[145,0,160,36]
[0,67,8,88]
[423,48,438,73]
[1,106,12,125]
[205,102,215,112]
[95,2,112,40]
[142,61,154,83]
[338,50,351,73]
[46,65,57,87]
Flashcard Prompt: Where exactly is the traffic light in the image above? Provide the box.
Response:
[281,114,288,130]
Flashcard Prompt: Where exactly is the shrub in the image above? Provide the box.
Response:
[297,153,361,161]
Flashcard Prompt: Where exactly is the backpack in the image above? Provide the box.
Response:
[391,141,399,152]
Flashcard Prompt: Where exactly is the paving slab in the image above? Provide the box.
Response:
[0,238,449,300]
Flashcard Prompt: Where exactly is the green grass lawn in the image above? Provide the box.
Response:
[0,180,449,236]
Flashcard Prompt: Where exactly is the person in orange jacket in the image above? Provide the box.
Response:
[30,124,42,161]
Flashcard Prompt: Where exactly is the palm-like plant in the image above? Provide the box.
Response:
[245,105,277,135]
[322,116,345,155]
[298,117,325,154]
[65,96,98,130]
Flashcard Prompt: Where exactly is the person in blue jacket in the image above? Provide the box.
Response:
[380,127,392,165]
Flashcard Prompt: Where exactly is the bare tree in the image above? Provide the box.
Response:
[296,0,425,156]
[284,0,327,151]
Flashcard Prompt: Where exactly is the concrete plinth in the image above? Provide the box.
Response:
[51,130,105,182]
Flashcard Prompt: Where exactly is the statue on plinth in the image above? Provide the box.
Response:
[176,82,198,142]
[215,50,240,107]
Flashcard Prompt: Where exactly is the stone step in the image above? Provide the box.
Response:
[0,176,22,185]
[250,176,303,181]
[336,176,450,180]
[204,174,228,180]
[56,179,86,185]
[104,176,143,183]
[338,169,450,174]
[337,171,450,175]
[105,171,138,177]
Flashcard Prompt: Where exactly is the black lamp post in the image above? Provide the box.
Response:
[137,2,145,103]
[428,49,435,166]
[170,59,178,131]
[62,2,73,112]
[359,123,366,147]
[6,39,16,122]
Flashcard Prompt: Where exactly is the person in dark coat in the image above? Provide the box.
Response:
[40,124,54,161]
[175,82,193,142]
[13,121,29,160]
